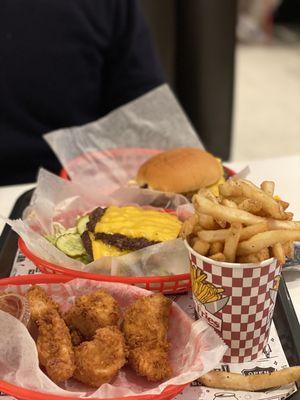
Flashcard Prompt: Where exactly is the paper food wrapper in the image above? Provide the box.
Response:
[44,84,204,193]
[186,241,283,364]
[6,169,190,277]
[0,278,227,398]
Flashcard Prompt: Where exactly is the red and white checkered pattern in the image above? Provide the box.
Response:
[189,252,282,363]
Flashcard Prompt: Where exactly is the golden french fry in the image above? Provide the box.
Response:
[221,179,289,220]
[268,219,300,230]
[194,195,265,226]
[236,247,270,263]
[238,198,262,214]
[192,224,202,235]
[216,288,224,293]
[180,215,198,238]
[221,198,237,208]
[257,247,270,261]
[240,222,269,240]
[237,253,259,263]
[197,213,219,230]
[272,242,286,264]
[208,241,223,255]
[277,199,289,210]
[237,230,300,256]
[227,196,247,205]
[223,222,242,262]
[282,241,294,258]
[198,222,268,243]
[199,367,300,391]
[198,229,228,243]
[261,181,275,197]
[210,253,226,262]
[192,239,210,256]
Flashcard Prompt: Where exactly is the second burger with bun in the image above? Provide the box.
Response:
[136,147,226,197]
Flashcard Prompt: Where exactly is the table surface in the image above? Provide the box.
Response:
[1,155,300,321]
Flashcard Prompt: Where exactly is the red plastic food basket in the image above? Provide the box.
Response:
[59,148,162,180]
[19,146,235,295]
[0,274,188,400]
[18,238,191,294]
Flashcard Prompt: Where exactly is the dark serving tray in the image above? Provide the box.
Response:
[0,188,300,399]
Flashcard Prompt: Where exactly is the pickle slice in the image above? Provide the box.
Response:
[76,215,90,235]
[56,233,86,257]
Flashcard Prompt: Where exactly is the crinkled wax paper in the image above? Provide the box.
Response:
[44,84,204,194]
[0,279,227,398]
[6,169,190,276]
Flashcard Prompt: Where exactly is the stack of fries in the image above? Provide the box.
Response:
[181,179,300,264]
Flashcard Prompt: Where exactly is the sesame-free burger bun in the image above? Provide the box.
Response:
[136,147,222,193]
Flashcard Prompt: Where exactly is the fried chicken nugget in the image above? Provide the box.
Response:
[73,326,127,387]
[27,285,59,320]
[123,293,172,382]
[64,289,120,341]
[27,286,75,383]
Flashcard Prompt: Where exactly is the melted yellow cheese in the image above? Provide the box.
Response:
[94,206,182,242]
[92,239,129,259]
[208,159,225,196]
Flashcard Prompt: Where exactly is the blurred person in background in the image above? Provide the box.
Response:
[0,0,164,185]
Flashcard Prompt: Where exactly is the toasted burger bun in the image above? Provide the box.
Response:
[136,147,222,194]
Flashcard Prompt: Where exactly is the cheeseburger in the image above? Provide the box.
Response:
[50,205,182,262]
[136,147,226,197]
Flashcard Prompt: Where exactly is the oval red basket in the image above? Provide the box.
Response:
[0,274,188,400]
[18,238,191,294]
[20,147,235,295]
[59,148,162,180]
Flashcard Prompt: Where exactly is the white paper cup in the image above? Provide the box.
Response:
[185,240,282,363]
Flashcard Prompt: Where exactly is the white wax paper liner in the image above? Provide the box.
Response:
[3,169,190,276]
[43,84,204,193]
[0,279,227,398]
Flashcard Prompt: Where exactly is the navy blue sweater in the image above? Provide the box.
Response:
[0,0,164,184]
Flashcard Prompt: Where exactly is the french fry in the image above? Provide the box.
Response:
[199,367,300,391]
[189,178,300,265]
[237,230,300,256]
[210,253,226,262]
[257,247,270,261]
[277,199,289,210]
[193,240,210,256]
[197,222,268,243]
[223,223,242,262]
[198,189,226,228]
[193,195,265,226]
[268,219,300,230]
[221,179,289,220]
[238,198,262,214]
[180,215,198,238]
[221,198,237,208]
[197,213,219,230]
[236,247,270,263]
[261,181,275,197]
[208,241,223,256]
[272,242,286,264]
[282,241,294,258]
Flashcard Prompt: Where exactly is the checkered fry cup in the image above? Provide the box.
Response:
[185,240,282,363]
